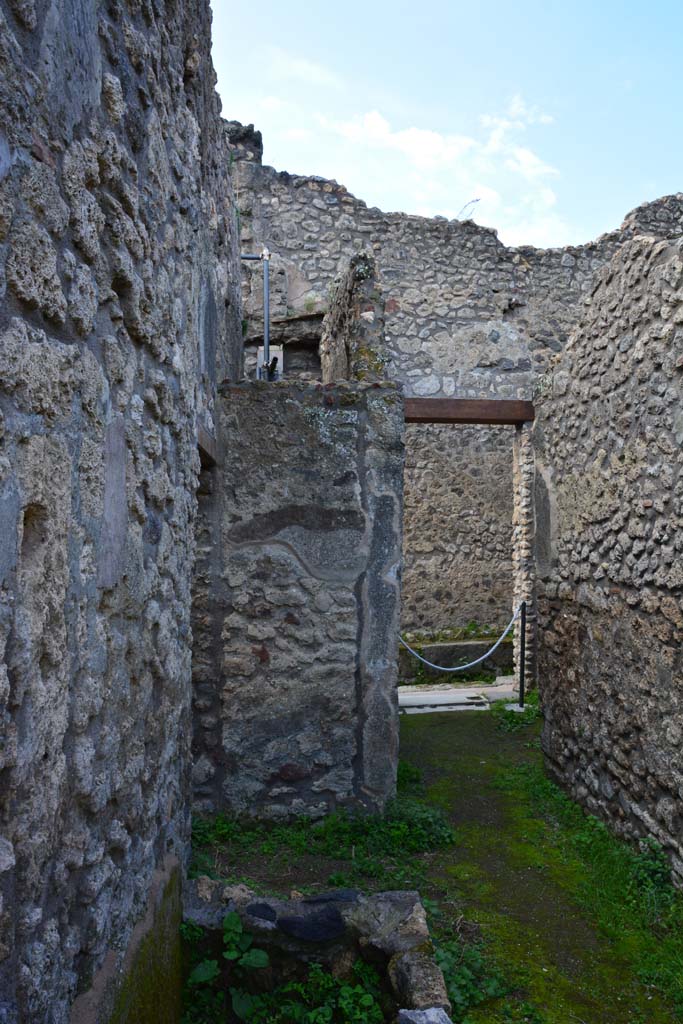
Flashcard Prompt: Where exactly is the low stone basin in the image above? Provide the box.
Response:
[184,877,454,1022]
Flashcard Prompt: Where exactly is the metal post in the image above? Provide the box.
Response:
[240,248,273,380]
[519,600,527,709]
[262,247,270,368]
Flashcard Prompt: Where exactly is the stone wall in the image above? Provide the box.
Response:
[512,422,536,683]
[320,252,386,384]
[535,234,683,880]
[232,119,683,635]
[0,2,242,1020]
[192,380,404,819]
[402,424,514,634]
[232,124,630,401]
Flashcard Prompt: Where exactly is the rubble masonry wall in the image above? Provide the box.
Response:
[191,381,404,819]
[536,235,683,881]
[0,1,242,1018]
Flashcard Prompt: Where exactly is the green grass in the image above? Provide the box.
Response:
[190,711,683,1024]
[494,759,683,1012]
[402,711,683,1023]
[403,620,509,645]
[490,690,541,731]
[191,774,455,890]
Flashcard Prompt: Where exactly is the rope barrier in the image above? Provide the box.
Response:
[398,605,522,673]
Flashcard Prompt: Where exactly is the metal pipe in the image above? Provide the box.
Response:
[262,247,270,369]
[519,600,527,709]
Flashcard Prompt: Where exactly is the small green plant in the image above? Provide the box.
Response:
[181,914,269,1024]
[183,957,225,1024]
[497,1001,547,1023]
[180,920,205,944]
[490,690,540,732]
[191,788,455,890]
[232,960,384,1023]
[434,935,509,1022]
[222,911,270,970]
[625,837,676,923]
[397,759,422,790]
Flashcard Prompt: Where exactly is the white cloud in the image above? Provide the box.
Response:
[267,47,342,89]
[311,100,565,243]
[322,110,476,170]
[507,94,554,125]
[230,85,575,247]
[505,146,559,181]
[282,127,313,142]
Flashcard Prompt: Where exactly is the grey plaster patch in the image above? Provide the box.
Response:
[200,282,217,384]
[97,416,127,589]
[40,0,102,135]
[0,489,18,584]
[0,838,15,873]
[0,134,12,181]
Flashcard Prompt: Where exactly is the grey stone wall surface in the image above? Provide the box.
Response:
[232,124,683,634]
[233,132,683,401]
[535,234,683,880]
[0,1,242,1020]
[402,424,514,635]
[320,251,387,384]
[192,380,404,820]
[512,422,536,682]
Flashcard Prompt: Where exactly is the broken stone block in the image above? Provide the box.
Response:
[388,950,452,1012]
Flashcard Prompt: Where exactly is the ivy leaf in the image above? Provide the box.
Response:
[230,986,256,1021]
[187,959,220,986]
[223,911,243,939]
[239,947,270,969]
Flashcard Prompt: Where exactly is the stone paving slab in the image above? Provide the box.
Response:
[398,677,518,714]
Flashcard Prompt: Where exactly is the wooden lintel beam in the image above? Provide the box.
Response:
[404,397,535,426]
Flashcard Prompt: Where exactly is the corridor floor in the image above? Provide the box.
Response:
[400,711,681,1023]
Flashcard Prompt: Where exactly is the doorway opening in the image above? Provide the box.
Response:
[398,397,535,715]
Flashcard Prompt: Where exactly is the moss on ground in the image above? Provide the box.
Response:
[402,712,683,1023]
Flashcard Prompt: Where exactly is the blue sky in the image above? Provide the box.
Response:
[210,1,682,248]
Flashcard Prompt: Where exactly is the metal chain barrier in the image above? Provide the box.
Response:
[398,605,523,673]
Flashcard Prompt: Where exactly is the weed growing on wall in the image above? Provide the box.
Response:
[400,660,500,687]
[181,918,385,1023]
[403,621,505,645]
